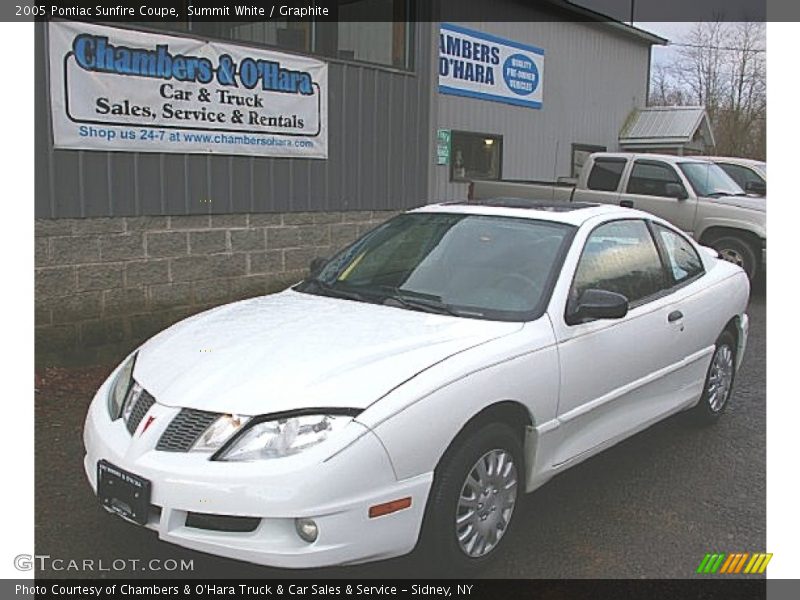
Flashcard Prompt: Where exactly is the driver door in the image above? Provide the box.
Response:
[623,160,697,234]
[550,218,678,466]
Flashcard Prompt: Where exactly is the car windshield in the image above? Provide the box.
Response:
[295,213,574,321]
[679,162,746,197]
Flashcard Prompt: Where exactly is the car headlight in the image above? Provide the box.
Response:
[214,414,355,461]
[108,352,137,420]
[191,414,251,452]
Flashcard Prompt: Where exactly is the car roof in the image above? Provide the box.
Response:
[410,199,647,227]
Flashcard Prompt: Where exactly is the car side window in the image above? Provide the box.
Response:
[570,220,667,311]
[653,224,704,284]
[586,158,626,192]
[718,163,764,188]
[626,160,686,197]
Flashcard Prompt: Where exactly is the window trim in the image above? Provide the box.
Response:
[625,159,688,198]
[586,157,628,192]
[563,217,675,326]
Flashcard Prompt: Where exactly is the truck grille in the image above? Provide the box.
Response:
[124,386,155,434]
[156,408,220,452]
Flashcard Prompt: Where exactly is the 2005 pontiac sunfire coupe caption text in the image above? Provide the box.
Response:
[83,200,750,570]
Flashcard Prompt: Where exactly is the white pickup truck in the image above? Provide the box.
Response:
[470,152,766,280]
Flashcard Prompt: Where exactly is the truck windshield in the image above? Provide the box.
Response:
[678,162,746,197]
[296,213,574,322]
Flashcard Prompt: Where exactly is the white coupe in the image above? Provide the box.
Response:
[83,200,750,570]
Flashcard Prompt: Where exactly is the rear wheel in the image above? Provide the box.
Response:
[419,422,523,573]
[692,330,737,424]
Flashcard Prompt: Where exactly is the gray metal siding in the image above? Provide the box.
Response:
[432,10,652,201]
[35,21,433,218]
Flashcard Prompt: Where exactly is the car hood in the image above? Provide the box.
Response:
[706,194,766,212]
[134,290,522,415]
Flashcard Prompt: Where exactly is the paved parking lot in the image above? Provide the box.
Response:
[34,285,765,579]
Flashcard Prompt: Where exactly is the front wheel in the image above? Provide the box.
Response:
[419,422,523,572]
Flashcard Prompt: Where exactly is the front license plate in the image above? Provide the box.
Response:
[97,460,151,525]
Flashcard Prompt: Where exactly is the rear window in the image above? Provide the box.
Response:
[587,158,626,192]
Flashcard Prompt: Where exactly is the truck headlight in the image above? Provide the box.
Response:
[108,352,137,420]
[214,414,354,461]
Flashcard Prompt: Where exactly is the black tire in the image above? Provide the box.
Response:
[417,422,524,574]
[708,235,759,281]
[692,330,737,424]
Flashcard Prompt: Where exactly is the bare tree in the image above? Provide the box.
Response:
[649,63,690,107]
[649,21,766,159]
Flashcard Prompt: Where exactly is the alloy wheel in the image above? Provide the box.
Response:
[455,449,518,558]
[707,344,734,412]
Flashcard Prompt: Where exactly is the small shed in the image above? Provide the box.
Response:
[619,106,715,156]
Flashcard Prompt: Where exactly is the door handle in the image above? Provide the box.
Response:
[668,310,683,323]
[620,199,634,208]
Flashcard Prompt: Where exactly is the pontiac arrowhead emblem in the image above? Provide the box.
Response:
[140,414,156,435]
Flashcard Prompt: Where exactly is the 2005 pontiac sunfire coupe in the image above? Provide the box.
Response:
[84,200,750,570]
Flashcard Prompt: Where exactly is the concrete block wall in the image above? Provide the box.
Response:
[35,211,397,365]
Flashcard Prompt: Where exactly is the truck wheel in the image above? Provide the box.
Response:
[708,236,758,280]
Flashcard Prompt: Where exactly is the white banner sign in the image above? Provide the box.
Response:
[48,22,328,158]
[438,23,544,109]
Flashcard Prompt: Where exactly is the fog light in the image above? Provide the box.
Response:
[295,518,318,543]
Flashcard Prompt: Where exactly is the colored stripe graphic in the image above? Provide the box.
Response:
[744,554,760,574]
[698,552,772,574]
[719,554,736,573]
[734,553,749,573]
[701,554,726,573]
[697,554,712,573]
[745,553,773,574]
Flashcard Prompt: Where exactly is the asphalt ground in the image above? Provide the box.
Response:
[34,283,765,579]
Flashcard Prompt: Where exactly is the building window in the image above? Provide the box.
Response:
[227,20,312,53]
[450,131,503,182]
[131,0,414,71]
[334,0,412,69]
[571,143,606,178]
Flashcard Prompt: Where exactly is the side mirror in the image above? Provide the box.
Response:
[309,257,328,276]
[568,289,629,324]
[665,183,688,200]
[745,180,766,195]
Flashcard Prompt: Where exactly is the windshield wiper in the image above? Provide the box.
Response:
[300,278,372,303]
[381,290,462,316]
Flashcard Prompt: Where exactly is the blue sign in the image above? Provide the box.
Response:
[438,23,544,109]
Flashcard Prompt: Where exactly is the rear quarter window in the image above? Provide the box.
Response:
[653,224,705,284]
[587,158,626,192]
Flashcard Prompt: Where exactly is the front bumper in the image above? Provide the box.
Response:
[83,380,432,568]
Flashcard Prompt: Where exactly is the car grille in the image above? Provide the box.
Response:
[156,408,220,452]
[124,387,156,435]
[185,512,261,532]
